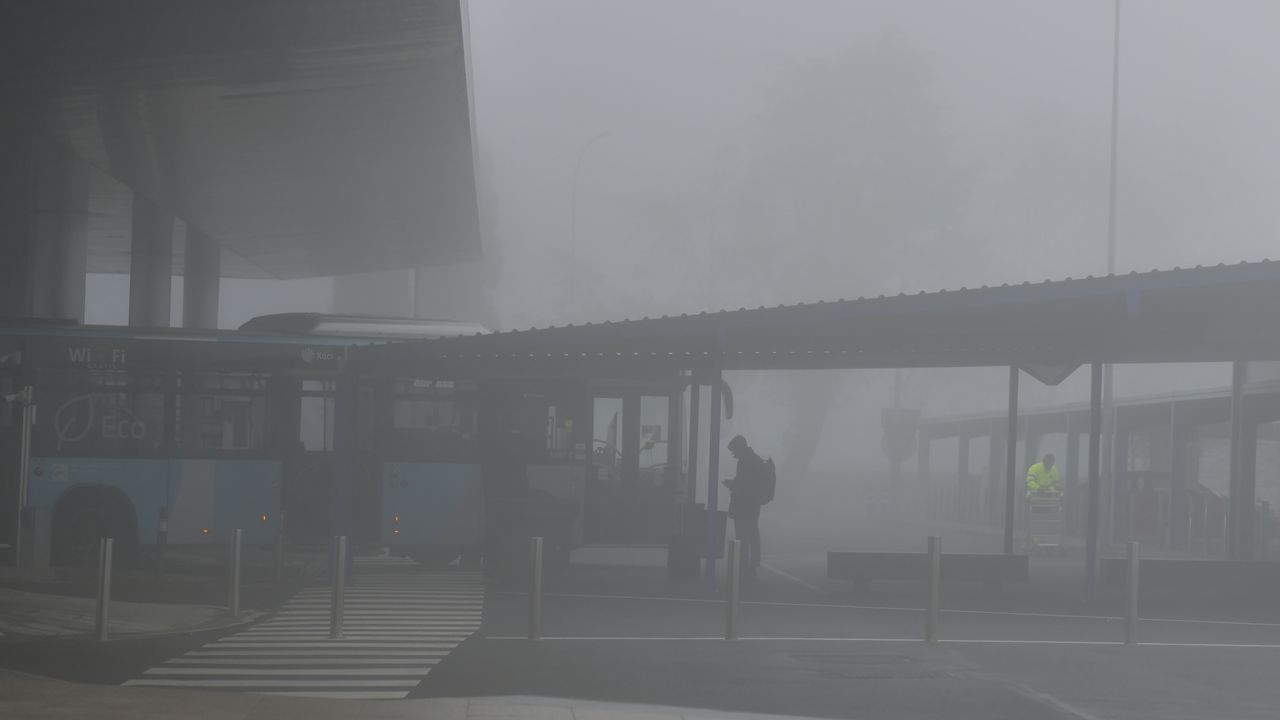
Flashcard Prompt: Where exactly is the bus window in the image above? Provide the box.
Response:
[389,380,477,459]
[299,395,335,451]
[175,374,270,452]
[298,379,334,451]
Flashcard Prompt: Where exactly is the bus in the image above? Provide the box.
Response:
[2,315,690,571]
[0,315,488,565]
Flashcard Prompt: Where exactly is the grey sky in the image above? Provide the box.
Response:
[82,0,1280,472]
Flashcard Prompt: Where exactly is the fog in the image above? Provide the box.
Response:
[459,0,1277,490]
[82,0,1280,526]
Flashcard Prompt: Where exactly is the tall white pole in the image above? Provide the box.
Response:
[1101,0,1121,549]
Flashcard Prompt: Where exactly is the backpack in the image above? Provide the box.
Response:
[759,457,777,505]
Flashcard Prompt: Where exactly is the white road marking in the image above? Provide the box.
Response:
[125,569,482,698]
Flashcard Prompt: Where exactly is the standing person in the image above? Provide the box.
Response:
[1025,453,1060,496]
[724,435,769,577]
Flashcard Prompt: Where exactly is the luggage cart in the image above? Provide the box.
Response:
[1025,493,1064,555]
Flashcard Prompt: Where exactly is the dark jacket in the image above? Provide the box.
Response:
[727,449,765,518]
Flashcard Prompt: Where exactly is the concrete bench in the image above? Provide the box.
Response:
[1100,557,1280,595]
[827,551,1029,591]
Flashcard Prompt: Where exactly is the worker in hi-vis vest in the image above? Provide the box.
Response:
[1025,453,1060,496]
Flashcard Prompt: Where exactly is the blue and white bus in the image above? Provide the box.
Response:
[2,314,687,571]
[0,315,489,565]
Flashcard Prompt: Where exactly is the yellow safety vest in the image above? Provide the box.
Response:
[1025,462,1060,495]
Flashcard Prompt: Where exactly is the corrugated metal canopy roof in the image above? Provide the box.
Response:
[355,261,1280,378]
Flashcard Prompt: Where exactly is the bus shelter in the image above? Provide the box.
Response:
[347,260,1280,595]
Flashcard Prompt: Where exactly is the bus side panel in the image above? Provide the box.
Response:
[382,462,482,547]
[27,457,166,544]
[169,460,281,544]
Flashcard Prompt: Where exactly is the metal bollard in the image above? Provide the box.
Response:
[155,508,168,579]
[274,512,286,583]
[95,537,113,642]
[1125,541,1139,645]
[330,535,347,639]
[228,528,242,617]
[529,537,543,641]
[725,539,741,640]
[926,536,941,644]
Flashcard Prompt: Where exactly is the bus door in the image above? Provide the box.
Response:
[380,378,482,565]
[587,387,679,545]
[289,378,377,546]
[291,379,336,545]
[171,372,279,546]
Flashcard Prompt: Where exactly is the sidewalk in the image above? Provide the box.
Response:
[0,671,823,720]
[0,587,258,639]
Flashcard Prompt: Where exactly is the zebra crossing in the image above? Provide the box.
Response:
[124,558,484,700]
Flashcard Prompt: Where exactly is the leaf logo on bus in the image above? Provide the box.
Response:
[54,394,95,452]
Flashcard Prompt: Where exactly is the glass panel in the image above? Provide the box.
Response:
[638,395,669,475]
[175,374,270,452]
[593,397,625,468]
[387,379,477,458]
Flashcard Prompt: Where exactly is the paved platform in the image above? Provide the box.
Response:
[0,672,823,720]
[0,587,256,639]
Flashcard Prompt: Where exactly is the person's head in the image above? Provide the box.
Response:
[728,435,749,458]
[1043,453,1055,470]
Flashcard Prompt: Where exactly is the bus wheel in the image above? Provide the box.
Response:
[52,490,136,567]
[408,548,461,569]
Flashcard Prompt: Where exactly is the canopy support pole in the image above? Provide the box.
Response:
[704,356,723,591]
[1003,366,1019,554]
[1086,361,1103,603]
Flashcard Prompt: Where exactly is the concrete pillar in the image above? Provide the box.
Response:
[1,132,88,322]
[334,268,414,317]
[183,228,220,329]
[32,141,88,321]
[0,112,37,318]
[128,194,173,327]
